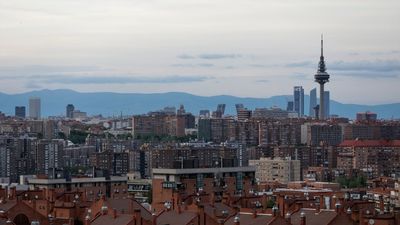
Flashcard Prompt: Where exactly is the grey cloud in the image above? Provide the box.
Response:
[197,54,242,59]
[348,52,360,56]
[0,65,100,75]
[291,73,310,80]
[284,61,313,68]
[198,63,214,67]
[177,53,242,60]
[370,50,400,55]
[347,51,400,56]
[0,64,213,84]
[1,74,213,84]
[171,63,214,68]
[334,71,398,79]
[177,54,196,59]
[249,64,268,68]
[171,64,195,68]
[281,59,400,78]
[25,82,42,89]
[248,63,278,68]
[329,60,400,72]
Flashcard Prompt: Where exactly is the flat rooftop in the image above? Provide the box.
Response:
[152,166,255,175]
[27,176,127,184]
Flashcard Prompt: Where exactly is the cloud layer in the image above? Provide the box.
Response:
[177,54,242,60]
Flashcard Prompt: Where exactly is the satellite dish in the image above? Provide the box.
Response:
[368,219,375,225]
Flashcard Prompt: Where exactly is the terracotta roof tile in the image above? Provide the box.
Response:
[91,214,133,225]
[156,210,197,225]
[224,213,273,225]
[290,209,337,225]
[0,200,17,211]
[340,140,400,147]
[105,199,152,220]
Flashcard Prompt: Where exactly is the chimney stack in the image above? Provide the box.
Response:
[335,202,341,214]
[233,215,240,225]
[300,211,306,225]
[84,215,91,225]
[134,208,141,224]
[101,205,108,215]
[112,208,117,219]
[197,204,205,225]
[285,212,291,225]
[252,208,257,218]
[152,210,157,225]
[9,187,16,200]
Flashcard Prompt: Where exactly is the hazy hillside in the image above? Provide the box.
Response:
[0,89,399,119]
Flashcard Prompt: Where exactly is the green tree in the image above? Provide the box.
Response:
[69,130,88,144]
[266,199,275,208]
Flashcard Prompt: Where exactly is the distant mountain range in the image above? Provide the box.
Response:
[0,89,399,119]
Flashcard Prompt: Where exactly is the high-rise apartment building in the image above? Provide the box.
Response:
[237,108,252,121]
[35,139,64,177]
[0,136,37,182]
[286,101,294,112]
[294,86,304,117]
[301,122,343,146]
[212,104,226,118]
[249,157,301,183]
[29,97,41,119]
[15,106,26,118]
[356,111,377,122]
[66,104,75,118]
[309,88,317,117]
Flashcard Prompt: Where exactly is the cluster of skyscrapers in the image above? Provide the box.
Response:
[287,86,330,119]
[288,36,330,119]
[14,97,41,119]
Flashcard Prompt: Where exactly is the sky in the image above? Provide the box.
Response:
[0,0,399,105]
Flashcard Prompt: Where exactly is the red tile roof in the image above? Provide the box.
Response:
[0,199,17,211]
[290,209,338,225]
[91,214,133,225]
[156,210,197,225]
[105,199,152,220]
[224,213,273,225]
[339,140,400,147]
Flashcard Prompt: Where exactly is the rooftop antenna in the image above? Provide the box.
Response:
[321,33,324,57]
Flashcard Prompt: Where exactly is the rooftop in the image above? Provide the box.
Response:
[152,166,255,175]
[340,140,400,147]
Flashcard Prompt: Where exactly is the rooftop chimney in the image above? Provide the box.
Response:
[112,208,117,219]
[233,215,240,225]
[335,202,341,213]
[197,205,205,225]
[152,211,157,225]
[84,215,91,225]
[285,212,291,225]
[133,208,141,224]
[252,208,257,218]
[9,187,16,200]
[300,211,306,225]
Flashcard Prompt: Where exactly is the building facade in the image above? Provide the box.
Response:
[29,97,41,119]
[294,86,304,117]
[15,106,26,118]
[249,157,301,183]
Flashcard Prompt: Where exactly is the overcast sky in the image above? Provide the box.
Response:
[0,0,399,104]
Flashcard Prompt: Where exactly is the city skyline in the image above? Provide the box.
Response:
[1,2,400,224]
[0,0,399,105]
